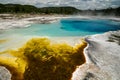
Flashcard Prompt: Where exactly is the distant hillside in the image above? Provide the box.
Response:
[38,7,81,14]
[0,3,119,16]
[96,7,120,16]
[0,3,81,14]
[80,7,120,16]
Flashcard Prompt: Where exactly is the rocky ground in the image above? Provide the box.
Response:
[0,31,120,80]
[0,14,68,30]
[72,30,120,80]
[0,14,120,80]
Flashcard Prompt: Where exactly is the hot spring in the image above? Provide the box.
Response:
[1,18,120,37]
[0,17,120,80]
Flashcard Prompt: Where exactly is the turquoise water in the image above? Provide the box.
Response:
[1,18,120,37]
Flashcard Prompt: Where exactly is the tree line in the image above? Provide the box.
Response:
[82,7,120,16]
[0,3,81,14]
[0,3,120,16]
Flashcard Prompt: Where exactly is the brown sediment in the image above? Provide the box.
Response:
[0,39,7,44]
[0,51,27,80]
[0,38,87,80]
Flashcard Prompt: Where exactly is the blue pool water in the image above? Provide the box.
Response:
[1,18,120,37]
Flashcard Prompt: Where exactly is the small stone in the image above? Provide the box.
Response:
[0,66,11,80]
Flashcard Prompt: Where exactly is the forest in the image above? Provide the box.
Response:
[0,3,80,14]
[0,3,120,16]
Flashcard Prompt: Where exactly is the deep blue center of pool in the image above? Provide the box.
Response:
[1,18,120,37]
[61,19,120,32]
